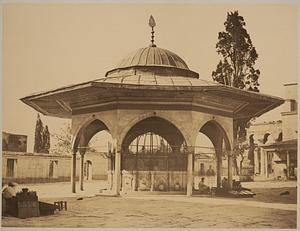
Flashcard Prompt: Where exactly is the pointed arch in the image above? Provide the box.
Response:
[121,116,187,153]
[199,120,231,152]
[72,119,110,152]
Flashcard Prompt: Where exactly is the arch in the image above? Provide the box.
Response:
[249,134,255,145]
[263,133,271,144]
[121,116,187,153]
[199,120,231,152]
[84,160,93,181]
[276,132,283,142]
[197,120,232,190]
[72,119,110,152]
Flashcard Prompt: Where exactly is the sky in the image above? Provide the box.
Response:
[2,3,298,152]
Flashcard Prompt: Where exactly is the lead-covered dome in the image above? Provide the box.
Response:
[117,46,189,69]
[106,46,199,79]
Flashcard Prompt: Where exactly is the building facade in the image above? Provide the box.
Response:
[248,83,297,180]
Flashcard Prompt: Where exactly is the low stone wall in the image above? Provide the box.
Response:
[3,176,73,184]
[2,151,108,184]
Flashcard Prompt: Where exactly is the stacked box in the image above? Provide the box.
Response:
[16,189,40,219]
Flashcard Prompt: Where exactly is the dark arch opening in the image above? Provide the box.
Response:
[263,133,270,144]
[121,116,188,192]
[196,120,232,189]
[122,116,186,153]
[199,121,231,151]
[73,119,110,152]
[276,132,283,142]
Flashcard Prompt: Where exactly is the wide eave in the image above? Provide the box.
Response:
[261,139,297,151]
[20,76,284,120]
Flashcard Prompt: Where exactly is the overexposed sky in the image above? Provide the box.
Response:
[2,3,298,152]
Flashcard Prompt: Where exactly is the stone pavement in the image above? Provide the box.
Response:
[128,194,297,211]
[12,180,109,199]
[2,194,297,228]
[14,179,297,199]
[2,180,297,228]
[242,180,297,188]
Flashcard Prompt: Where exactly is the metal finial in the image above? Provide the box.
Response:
[148,15,156,47]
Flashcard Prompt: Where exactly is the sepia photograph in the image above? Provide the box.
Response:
[1,1,298,229]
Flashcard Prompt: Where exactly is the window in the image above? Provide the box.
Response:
[200,163,205,175]
[49,160,58,178]
[7,159,16,177]
[290,100,297,112]
[263,133,270,144]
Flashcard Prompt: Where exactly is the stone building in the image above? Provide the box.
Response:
[248,83,297,180]
[2,132,28,153]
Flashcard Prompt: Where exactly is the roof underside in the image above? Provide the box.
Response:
[21,75,284,120]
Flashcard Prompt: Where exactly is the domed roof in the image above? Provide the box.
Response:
[106,46,199,78]
[116,46,189,70]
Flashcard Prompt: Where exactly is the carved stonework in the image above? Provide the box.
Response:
[138,171,151,191]
[153,172,168,191]
[107,170,114,190]
[122,170,134,191]
[170,171,187,191]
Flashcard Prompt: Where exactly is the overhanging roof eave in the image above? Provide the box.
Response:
[19,80,100,102]
[20,78,284,105]
[20,79,285,120]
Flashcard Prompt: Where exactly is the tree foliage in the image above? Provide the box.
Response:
[34,114,44,153]
[212,11,260,92]
[50,123,72,154]
[42,125,50,153]
[34,114,51,153]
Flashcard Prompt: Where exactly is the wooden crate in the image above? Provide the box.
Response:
[17,200,40,219]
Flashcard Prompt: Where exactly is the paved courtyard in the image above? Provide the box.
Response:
[1,180,297,229]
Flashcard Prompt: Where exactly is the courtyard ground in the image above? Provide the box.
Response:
[1,180,298,229]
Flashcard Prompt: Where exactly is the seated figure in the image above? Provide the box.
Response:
[198,178,210,194]
[2,182,17,199]
[232,180,242,191]
[221,177,230,191]
[2,182,18,216]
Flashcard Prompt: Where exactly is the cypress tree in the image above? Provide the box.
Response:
[42,125,50,153]
[34,113,44,153]
[212,11,260,92]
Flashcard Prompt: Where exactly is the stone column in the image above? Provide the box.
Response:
[71,150,77,193]
[286,150,290,179]
[150,171,155,192]
[216,136,223,189]
[79,150,85,191]
[264,151,268,178]
[216,152,222,189]
[227,152,233,190]
[254,148,259,174]
[114,150,121,196]
[186,152,193,196]
[260,147,265,176]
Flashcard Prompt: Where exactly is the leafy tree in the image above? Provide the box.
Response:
[212,11,260,92]
[50,123,72,154]
[213,11,260,175]
[34,113,44,153]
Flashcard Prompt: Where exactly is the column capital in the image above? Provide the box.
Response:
[186,146,195,154]
[79,147,86,156]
